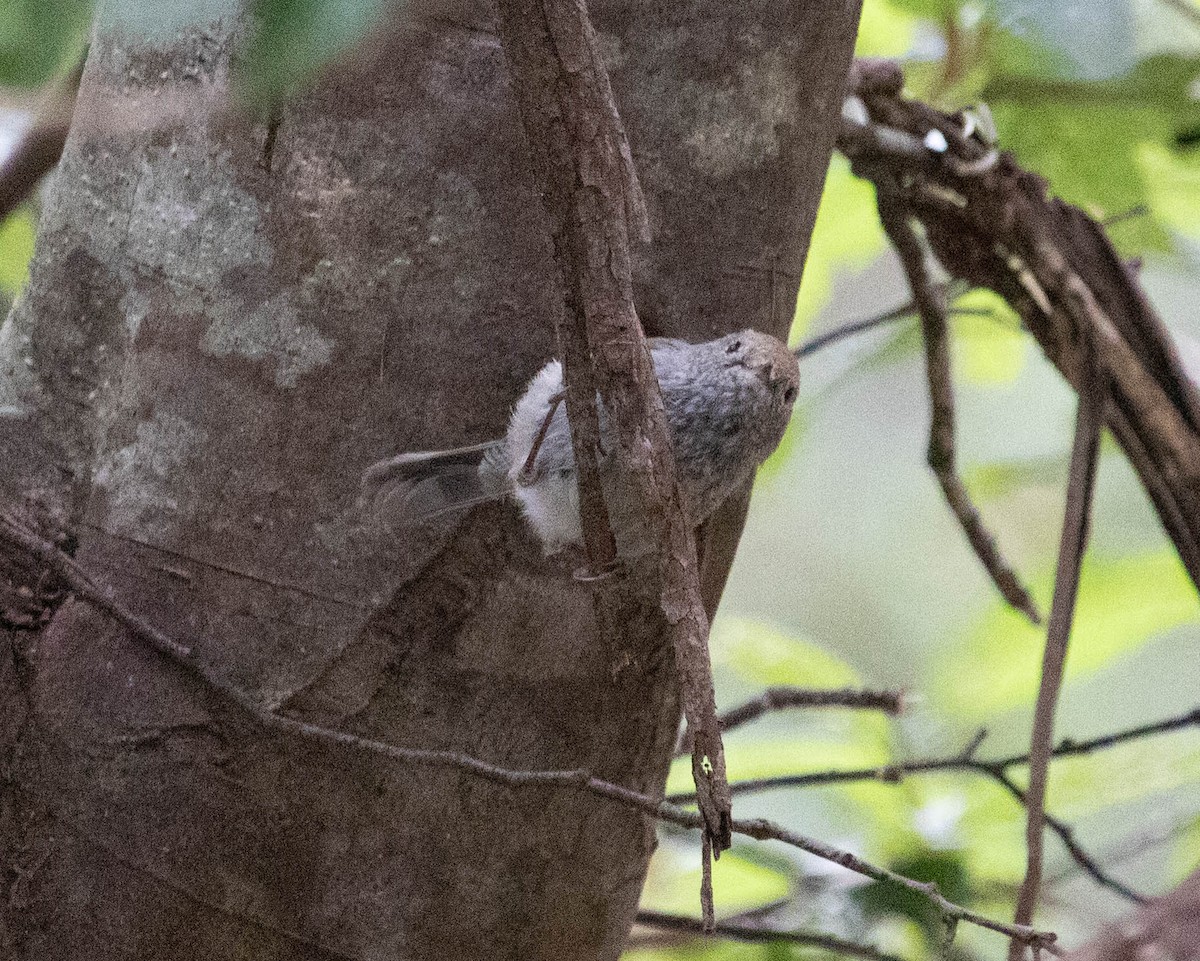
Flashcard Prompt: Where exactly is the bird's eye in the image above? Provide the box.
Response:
[726,339,742,354]
[783,386,797,403]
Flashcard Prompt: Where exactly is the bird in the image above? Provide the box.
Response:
[361,329,799,557]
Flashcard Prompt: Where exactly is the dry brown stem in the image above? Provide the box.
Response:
[1010,343,1106,955]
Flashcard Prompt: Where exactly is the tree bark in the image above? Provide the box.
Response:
[0,1,860,958]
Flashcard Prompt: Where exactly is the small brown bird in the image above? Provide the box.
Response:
[363,329,799,556]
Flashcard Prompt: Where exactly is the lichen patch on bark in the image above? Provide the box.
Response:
[91,410,208,536]
[201,291,334,388]
[683,48,799,179]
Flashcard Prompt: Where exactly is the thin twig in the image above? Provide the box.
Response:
[1100,204,1150,228]
[795,301,919,359]
[700,829,715,931]
[1009,337,1106,957]
[0,513,1061,955]
[672,707,1200,799]
[668,708,1200,903]
[675,685,904,756]
[0,512,191,659]
[989,767,1146,905]
[840,64,1200,602]
[794,280,976,359]
[633,910,905,961]
[878,197,1042,624]
[516,389,565,485]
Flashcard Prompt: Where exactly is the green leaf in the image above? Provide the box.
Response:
[963,455,1064,503]
[933,549,1197,721]
[853,849,973,937]
[240,0,390,104]
[713,617,863,689]
[1172,814,1200,885]
[951,776,1030,882]
[0,210,37,297]
[1140,140,1200,240]
[666,619,895,795]
[880,0,955,18]
[1046,734,1200,819]
[0,0,92,88]
[622,946,714,961]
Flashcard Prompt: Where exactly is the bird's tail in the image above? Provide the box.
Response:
[361,439,508,528]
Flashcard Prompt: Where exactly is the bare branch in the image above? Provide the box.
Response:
[878,196,1041,624]
[1010,340,1106,956]
[840,60,1200,600]
[675,685,904,756]
[633,910,905,961]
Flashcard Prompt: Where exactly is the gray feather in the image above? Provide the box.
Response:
[361,440,508,527]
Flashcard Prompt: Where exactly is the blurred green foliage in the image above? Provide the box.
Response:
[935,549,1197,720]
[0,0,90,88]
[0,210,34,297]
[241,0,388,103]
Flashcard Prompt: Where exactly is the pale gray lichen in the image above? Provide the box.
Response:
[202,293,334,389]
[83,129,338,389]
[684,48,799,179]
[119,287,150,341]
[92,411,208,536]
[0,299,38,416]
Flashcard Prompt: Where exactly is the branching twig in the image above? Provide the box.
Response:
[840,58,1200,600]
[0,511,191,659]
[675,685,904,756]
[988,767,1146,906]
[878,197,1041,624]
[633,910,905,961]
[839,60,1200,928]
[1009,335,1107,957]
[0,512,1061,955]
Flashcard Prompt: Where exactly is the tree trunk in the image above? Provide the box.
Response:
[0,1,860,958]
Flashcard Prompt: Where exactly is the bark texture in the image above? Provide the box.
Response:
[0,1,860,958]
